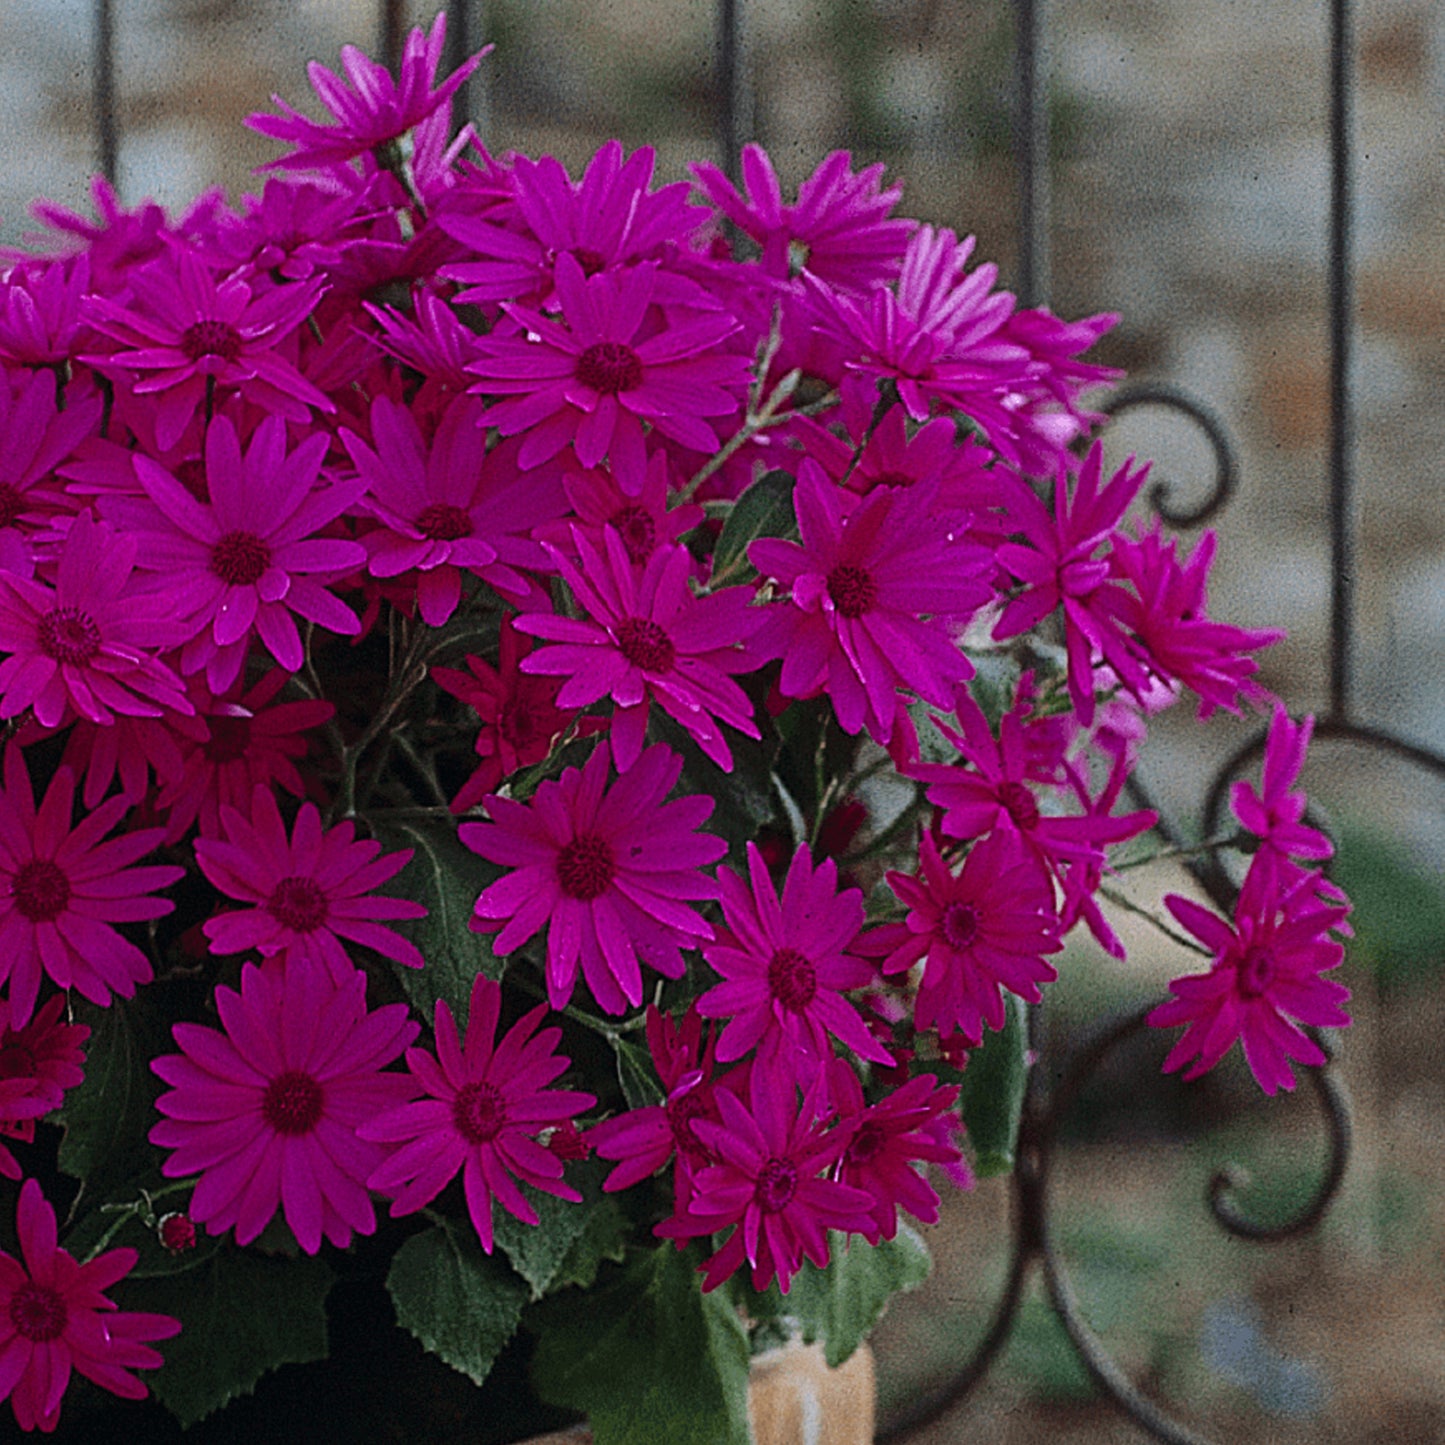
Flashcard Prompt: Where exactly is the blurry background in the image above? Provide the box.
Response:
[2,1,1443,1439]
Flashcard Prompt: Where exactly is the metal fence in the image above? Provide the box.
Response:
[79,1,1445,1440]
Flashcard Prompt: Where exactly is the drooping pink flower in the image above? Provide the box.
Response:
[696,842,892,1077]
[551,449,703,568]
[0,1178,180,1433]
[0,253,92,367]
[0,743,183,1025]
[517,530,763,772]
[195,785,426,982]
[466,252,749,474]
[750,462,989,744]
[0,994,89,1180]
[1230,706,1333,866]
[0,510,192,729]
[1147,853,1352,1095]
[878,831,1063,1044]
[0,368,102,537]
[463,742,725,1015]
[247,14,487,172]
[360,973,595,1252]
[656,1064,876,1294]
[151,955,418,1252]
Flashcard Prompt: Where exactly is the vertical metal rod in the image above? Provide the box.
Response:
[1328,0,1355,720]
[93,0,118,187]
[717,0,749,180]
[1013,0,1049,308]
[447,0,489,142]
[379,0,405,74]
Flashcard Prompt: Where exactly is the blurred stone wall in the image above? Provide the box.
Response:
[3,0,1442,846]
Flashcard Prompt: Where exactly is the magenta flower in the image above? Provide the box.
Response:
[0,744,182,1025]
[82,246,331,451]
[195,786,426,982]
[0,1178,180,1433]
[106,414,367,692]
[690,145,915,292]
[517,530,763,772]
[151,956,418,1252]
[0,368,102,537]
[466,252,749,473]
[697,842,891,1077]
[0,994,89,1180]
[247,14,487,171]
[361,974,596,1253]
[1230,706,1333,866]
[750,462,989,744]
[880,831,1063,1044]
[0,510,192,728]
[1148,854,1352,1095]
[657,1064,876,1294]
[463,742,725,1015]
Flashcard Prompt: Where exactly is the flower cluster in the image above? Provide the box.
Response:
[0,11,1349,1431]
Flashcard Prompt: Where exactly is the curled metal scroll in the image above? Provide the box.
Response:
[1101,383,1240,528]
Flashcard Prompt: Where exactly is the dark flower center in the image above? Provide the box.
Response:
[609,505,656,564]
[997,780,1040,831]
[180,319,243,363]
[268,876,329,933]
[0,1043,37,1081]
[573,249,608,277]
[767,947,817,1012]
[499,699,538,748]
[11,860,71,923]
[0,483,23,529]
[38,607,101,664]
[416,503,473,541]
[666,1090,712,1164]
[262,1069,324,1135]
[453,1081,506,1144]
[756,1157,798,1213]
[825,563,877,619]
[204,714,253,764]
[848,1122,886,1165]
[941,900,980,950]
[576,341,643,395]
[9,1282,67,1343]
[176,458,209,502]
[211,530,271,587]
[1237,945,1275,999]
[614,616,675,673]
[556,832,616,901]
[865,470,915,489]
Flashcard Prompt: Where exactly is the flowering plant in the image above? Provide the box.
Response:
[0,13,1350,1439]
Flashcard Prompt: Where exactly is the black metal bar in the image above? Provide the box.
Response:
[447,0,487,141]
[93,0,118,187]
[717,0,748,181]
[379,0,405,75]
[1013,0,1048,308]
[1328,0,1355,720]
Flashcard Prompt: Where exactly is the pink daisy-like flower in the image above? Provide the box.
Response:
[0,511,192,729]
[657,1064,876,1294]
[0,1178,180,1433]
[246,14,487,172]
[878,831,1064,1044]
[697,842,892,1077]
[431,618,574,814]
[1148,853,1351,1095]
[105,413,367,693]
[195,785,426,982]
[0,369,102,537]
[0,994,90,1180]
[360,973,595,1253]
[463,742,725,1015]
[466,252,749,475]
[750,461,989,744]
[1230,706,1333,868]
[150,955,419,1252]
[0,743,183,1025]
[517,530,763,772]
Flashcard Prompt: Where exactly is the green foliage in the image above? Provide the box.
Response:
[709,468,797,589]
[125,1247,334,1426]
[958,992,1029,1176]
[1331,824,1445,992]
[387,1220,531,1388]
[612,1035,664,1109]
[494,1159,628,1301]
[530,1243,751,1445]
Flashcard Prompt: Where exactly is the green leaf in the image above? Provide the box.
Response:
[551,1194,630,1294]
[531,1243,750,1445]
[613,1036,663,1111]
[493,1159,616,1301]
[387,1219,529,1387]
[758,1225,932,1368]
[958,991,1029,1176]
[123,1246,334,1427]
[370,815,502,1027]
[709,468,797,588]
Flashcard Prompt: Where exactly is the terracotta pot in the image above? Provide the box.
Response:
[519,1340,876,1445]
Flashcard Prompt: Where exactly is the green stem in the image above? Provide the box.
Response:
[1095,884,1215,958]
[1112,832,1249,871]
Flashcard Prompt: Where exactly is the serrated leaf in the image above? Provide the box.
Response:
[551,1194,629,1293]
[531,1243,750,1445]
[710,468,797,588]
[123,1246,334,1427]
[370,815,502,1027]
[768,1225,932,1367]
[387,1220,529,1387]
[958,991,1029,1176]
[613,1036,663,1110]
[493,1159,612,1301]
